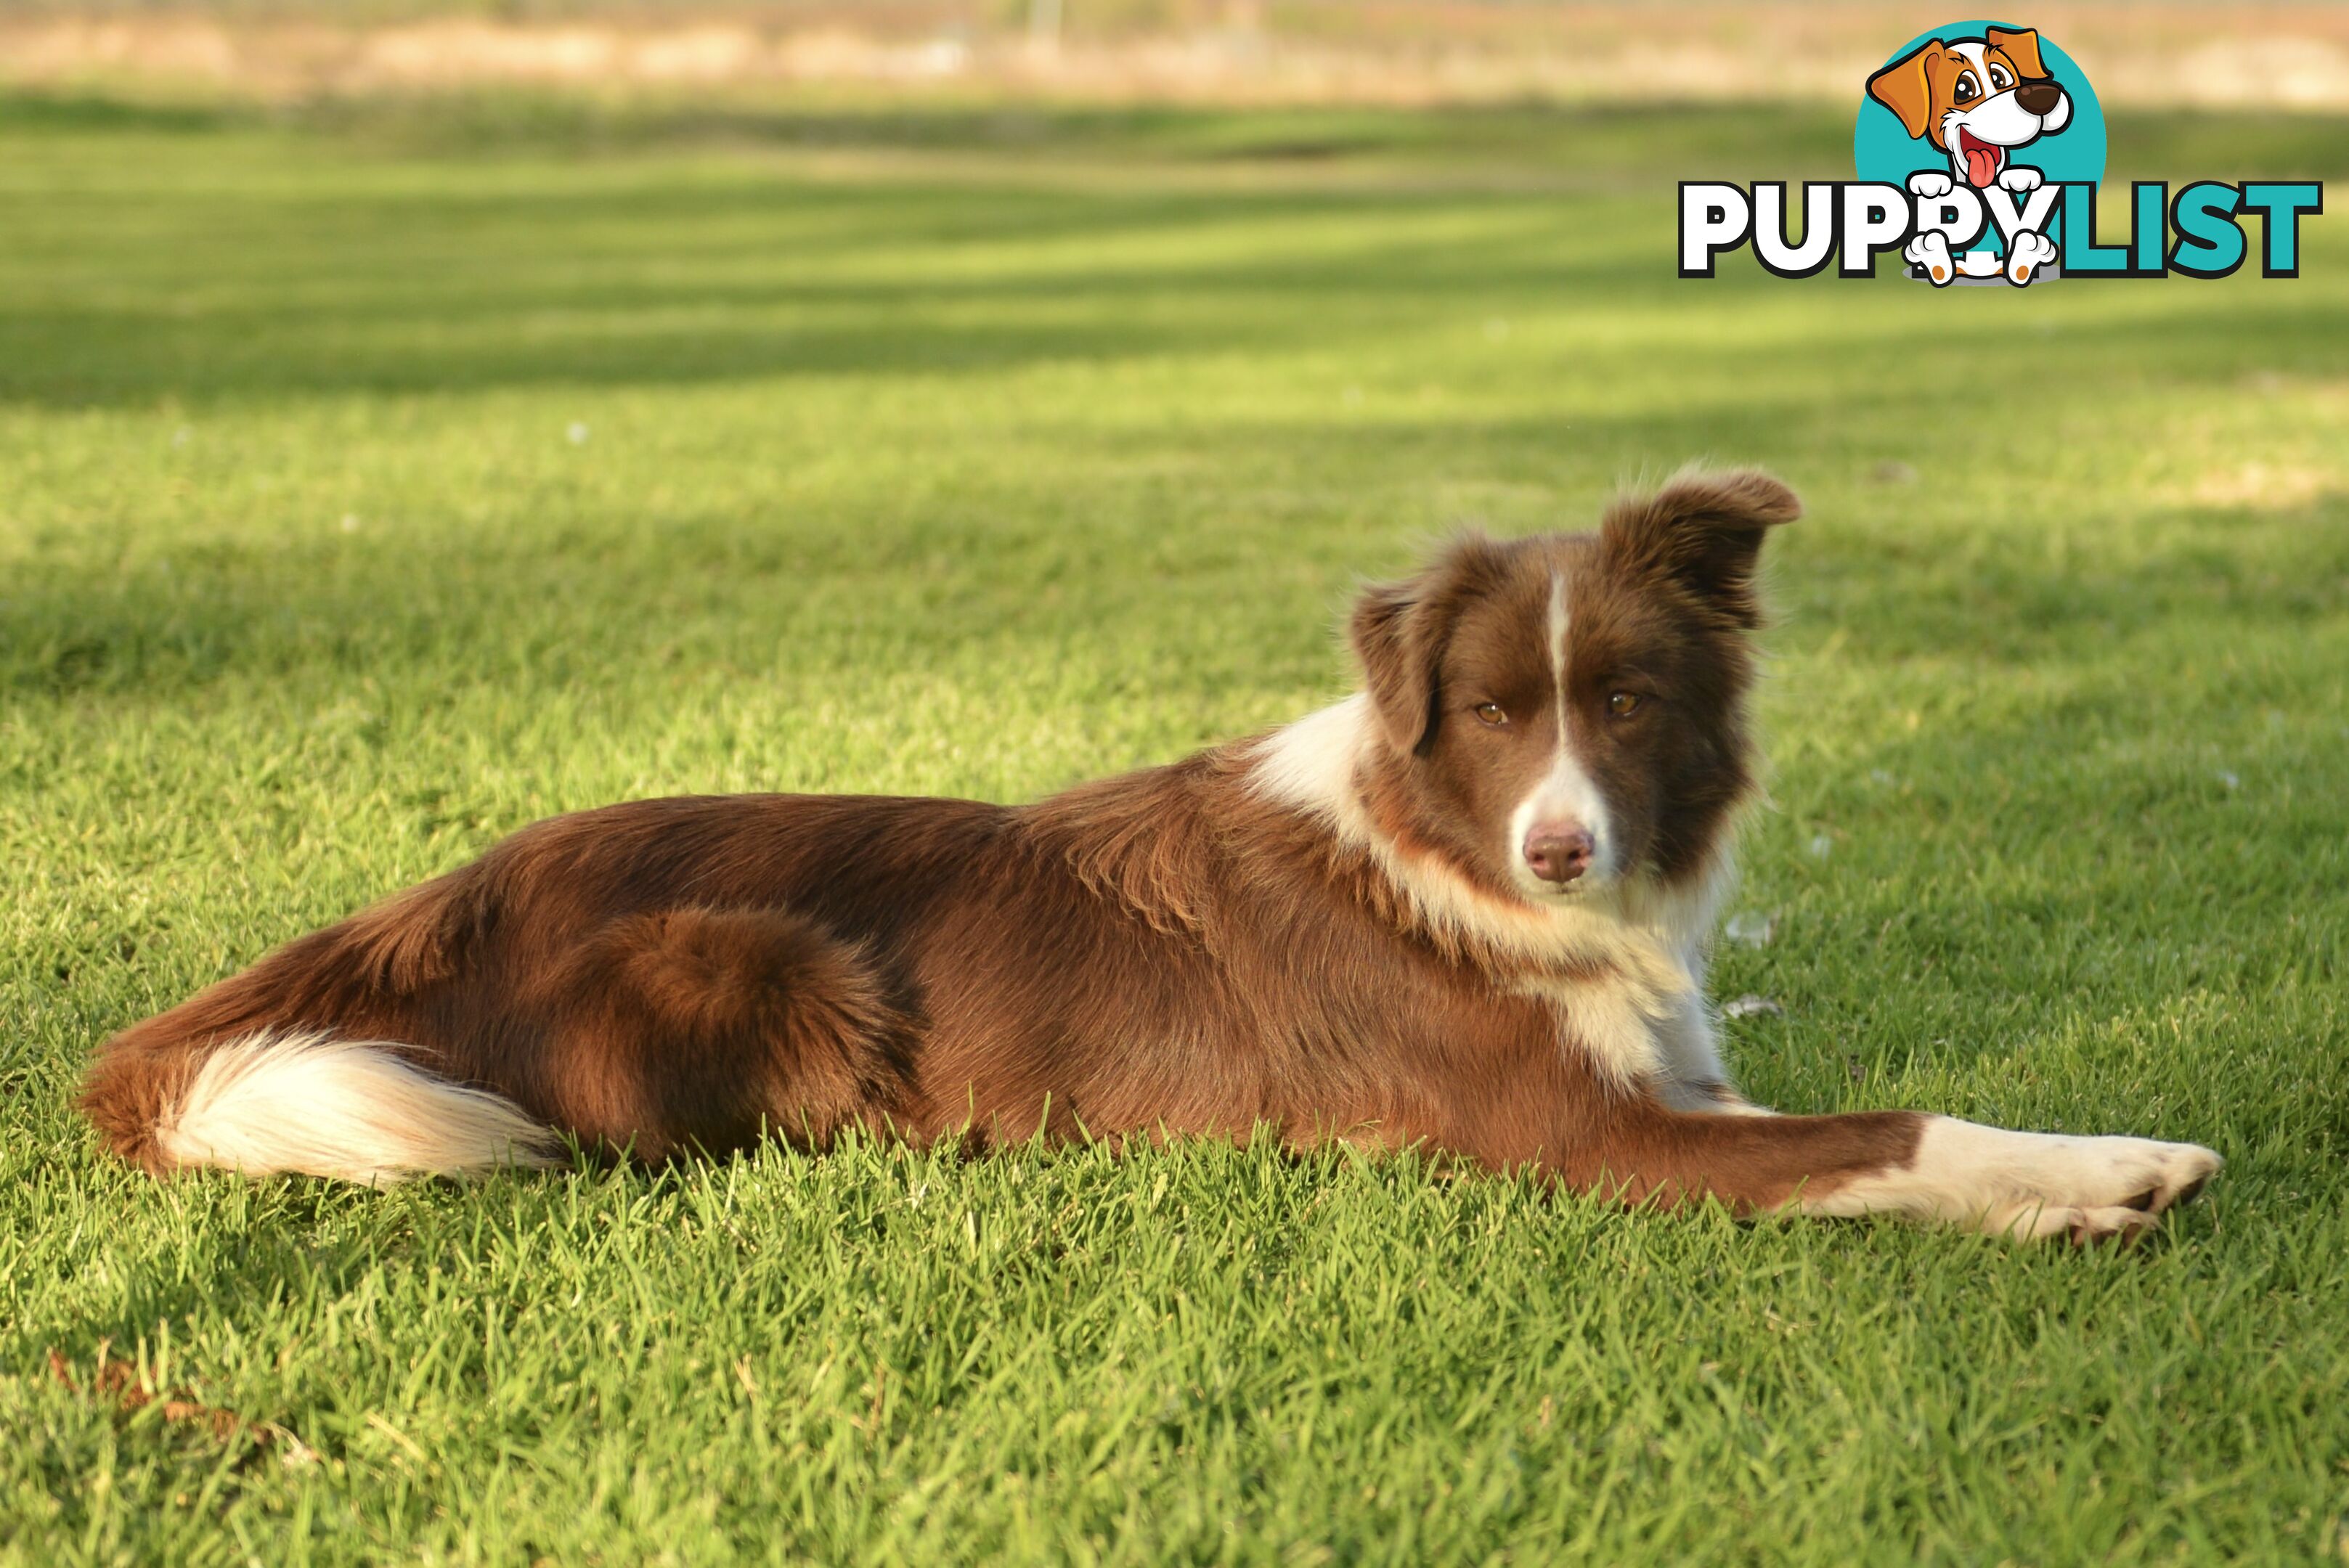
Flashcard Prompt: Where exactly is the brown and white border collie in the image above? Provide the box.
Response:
[81,470,2220,1243]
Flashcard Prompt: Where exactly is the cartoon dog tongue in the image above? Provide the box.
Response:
[1958,131,2003,188]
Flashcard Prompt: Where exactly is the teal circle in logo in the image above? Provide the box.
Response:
[1855,20,2106,258]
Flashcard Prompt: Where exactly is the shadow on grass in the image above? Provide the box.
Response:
[4,460,2341,704]
[2,249,2344,410]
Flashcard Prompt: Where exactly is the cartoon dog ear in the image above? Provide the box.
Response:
[1985,26,2048,79]
[1350,534,1505,755]
[1866,41,1942,141]
[1600,470,1802,630]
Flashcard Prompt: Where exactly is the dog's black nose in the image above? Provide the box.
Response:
[2015,81,2063,115]
[1523,825,1595,886]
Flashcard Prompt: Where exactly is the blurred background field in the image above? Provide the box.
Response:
[2,3,2347,1563]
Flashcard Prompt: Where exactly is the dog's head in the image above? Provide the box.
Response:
[1348,470,1796,909]
[1868,27,2072,188]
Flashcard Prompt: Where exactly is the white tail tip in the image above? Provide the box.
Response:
[154,1032,562,1185]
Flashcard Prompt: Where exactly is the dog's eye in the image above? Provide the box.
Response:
[1953,73,1979,103]
[1607,692,1642,718]
[1988,64,2013,89]
[1473,702,1507,727]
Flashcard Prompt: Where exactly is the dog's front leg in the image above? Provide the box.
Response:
[1558,1106,2220,1244]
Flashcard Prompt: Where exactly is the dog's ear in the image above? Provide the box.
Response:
[1985,26,2048,79]
[1600,470,1801,630]
[1866,41,1942,140]
[1350,534,1503,756]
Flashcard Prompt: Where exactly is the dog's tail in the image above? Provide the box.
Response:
[92,1030,561,1185]
[81,875,563,1185]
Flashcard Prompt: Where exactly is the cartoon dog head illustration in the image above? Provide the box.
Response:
[1866,26,2072,189]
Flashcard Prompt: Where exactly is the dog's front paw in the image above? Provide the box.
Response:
[2006,229,2058,285]
[1799,1120,2222,1243]
[1905,231,1957,285]
[1907,171,1955,198]
[2068,1135,2224,1212]
[1998,165,2045,193]
[1976,1130,2223,1241]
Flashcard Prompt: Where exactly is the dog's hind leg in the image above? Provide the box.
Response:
[521,906,914,1161]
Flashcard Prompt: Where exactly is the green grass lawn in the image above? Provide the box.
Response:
[2,89,2346,1564]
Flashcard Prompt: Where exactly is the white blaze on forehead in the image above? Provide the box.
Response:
[1511,567,1613,888]
[1547,569,1570,692]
